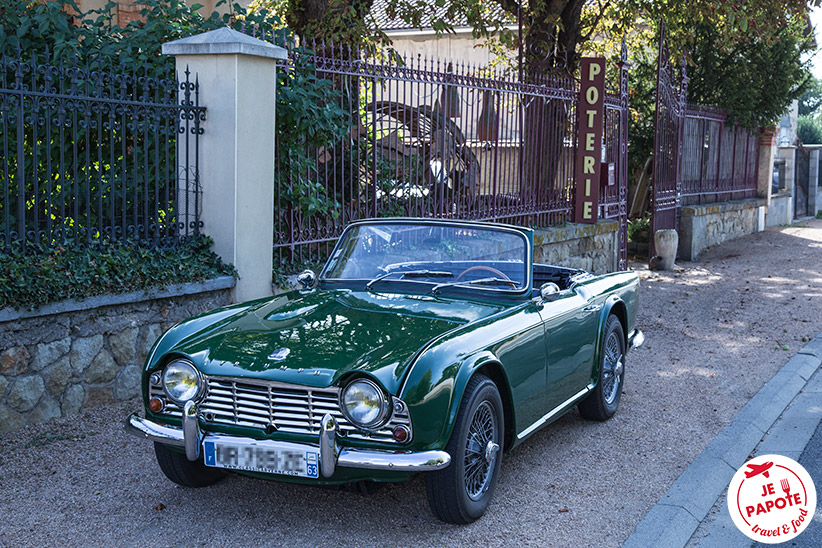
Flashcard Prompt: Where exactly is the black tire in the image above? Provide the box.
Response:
[425,374,504,524]
[578,315,625,421]
[153,442,226,488]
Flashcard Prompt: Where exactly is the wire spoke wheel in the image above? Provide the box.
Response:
[464,401,497,500]
[425,374,503,523]
[579,315,625,422]
[601,331,624,405]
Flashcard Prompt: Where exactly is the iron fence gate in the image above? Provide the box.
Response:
[651,22,760,258]
[269,39,630,270]
[0,51,205,252]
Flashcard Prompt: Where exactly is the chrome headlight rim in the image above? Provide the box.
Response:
[161,358,204,405]
[339,378,390,430]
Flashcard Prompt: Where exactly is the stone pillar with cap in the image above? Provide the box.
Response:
[162,28,286,302]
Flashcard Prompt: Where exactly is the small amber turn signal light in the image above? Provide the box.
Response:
[148,397,165,413]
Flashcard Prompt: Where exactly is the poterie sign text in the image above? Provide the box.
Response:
[574,57,605,223]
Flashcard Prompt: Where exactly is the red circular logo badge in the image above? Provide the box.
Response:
[728,454,816,543]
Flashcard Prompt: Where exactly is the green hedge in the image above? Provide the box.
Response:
[0,237,235,310]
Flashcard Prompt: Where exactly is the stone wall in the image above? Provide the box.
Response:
[0,277,234,434]
[679,199,766,261]
[533,219,619,274]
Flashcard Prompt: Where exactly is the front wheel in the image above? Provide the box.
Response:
[578,315,625,421]
[154,442,226,488]
[425,374,504,524]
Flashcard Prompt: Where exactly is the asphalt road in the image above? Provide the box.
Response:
[3,219,822,547]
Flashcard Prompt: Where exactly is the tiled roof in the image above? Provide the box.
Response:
[370,0,513,31]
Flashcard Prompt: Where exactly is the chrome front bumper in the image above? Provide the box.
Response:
[628,329,645,350]
[125,402,451,478]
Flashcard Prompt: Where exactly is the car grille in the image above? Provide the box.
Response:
[149,376,412,444]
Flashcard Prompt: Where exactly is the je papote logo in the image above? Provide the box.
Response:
[727,454,816,543]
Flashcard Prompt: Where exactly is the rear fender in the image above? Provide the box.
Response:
[589,296,626,384]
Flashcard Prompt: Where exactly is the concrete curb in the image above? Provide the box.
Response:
[622,333,822,548]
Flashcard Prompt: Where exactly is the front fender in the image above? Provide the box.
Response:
[588,295,626,384]
[400,349,512,452]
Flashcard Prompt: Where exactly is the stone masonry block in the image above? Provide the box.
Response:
[7,375,45,412]
[70,335,104,374]
[0,346,31,376]
[0,404,24,434]
[45,358,73,397]
[83,350,119,384]
[109,327,138,366]
[61,384,85,416]
[30,337,71,372]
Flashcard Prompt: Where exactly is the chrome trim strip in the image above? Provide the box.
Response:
[125,413,185,446]
[183,401,202,461]
[124,414,451,473]
[628,329,645,350]
[516,384,594,441]
[337,447,450,471]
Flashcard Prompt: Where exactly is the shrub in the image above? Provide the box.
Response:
[797,114,822,145]
[0,237,235,310]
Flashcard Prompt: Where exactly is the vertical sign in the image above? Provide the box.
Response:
[574,57,606,223]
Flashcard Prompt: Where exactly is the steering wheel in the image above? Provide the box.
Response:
[454,265,511,282]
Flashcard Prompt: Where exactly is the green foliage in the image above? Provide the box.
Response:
[798,114,822,145]
[0,236,235,310]
[0,0,288,64]
[276,53,349,217]
[686,21,812,129]
[799,77,822,116]
[627,215,650,243]
[1,0,347,233]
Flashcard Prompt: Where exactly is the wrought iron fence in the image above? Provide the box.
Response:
[273,42,629,269]
[681,105,759,206]
[651,22,760,254]
[0,51,205,251]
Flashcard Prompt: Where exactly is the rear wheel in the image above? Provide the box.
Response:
[578,315,625,421]
[425,374,503,524]
[153,442,226,488]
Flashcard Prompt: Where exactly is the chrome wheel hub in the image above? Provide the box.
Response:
[484,441,500,464]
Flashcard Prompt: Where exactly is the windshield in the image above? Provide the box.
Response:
[322,222,529,292]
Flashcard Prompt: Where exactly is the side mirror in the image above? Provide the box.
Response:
[296,270,317,289]
[539,282,560,302]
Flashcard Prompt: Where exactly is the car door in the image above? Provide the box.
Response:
[538,285,600,412]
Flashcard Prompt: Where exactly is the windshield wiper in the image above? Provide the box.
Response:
[366,270,453,291]
[431,277,519,295]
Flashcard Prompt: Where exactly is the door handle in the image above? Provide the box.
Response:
[583,304,602,313]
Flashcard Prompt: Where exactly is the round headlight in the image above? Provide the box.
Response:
[162,359,201,404]
[341,379,388,429]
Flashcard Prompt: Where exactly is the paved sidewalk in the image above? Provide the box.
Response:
[622,335,822,548]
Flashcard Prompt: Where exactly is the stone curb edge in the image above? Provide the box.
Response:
[621,333,822,548]
[0,275,236,323]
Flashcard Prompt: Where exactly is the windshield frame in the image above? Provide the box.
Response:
[318,218,533,297]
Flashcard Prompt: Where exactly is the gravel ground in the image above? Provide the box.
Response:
[2,219,822,548]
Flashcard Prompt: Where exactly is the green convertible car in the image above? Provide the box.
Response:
[126,218,643,523]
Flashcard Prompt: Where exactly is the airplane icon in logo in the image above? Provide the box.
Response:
[745,461,774,479]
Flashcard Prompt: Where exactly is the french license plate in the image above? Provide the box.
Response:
[203,438,319,478]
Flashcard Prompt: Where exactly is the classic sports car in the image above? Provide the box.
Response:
[126,218,643,523]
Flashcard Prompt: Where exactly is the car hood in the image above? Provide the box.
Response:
[168,289,506,394]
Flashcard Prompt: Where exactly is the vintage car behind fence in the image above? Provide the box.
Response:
[126,218,643,523]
